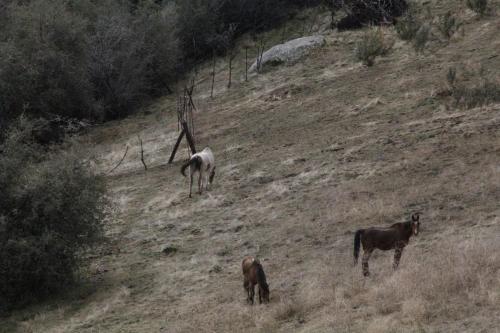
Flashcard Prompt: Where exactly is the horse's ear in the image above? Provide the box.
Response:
[412,213,419,222]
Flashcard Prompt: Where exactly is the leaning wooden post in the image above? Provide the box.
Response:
[168,130,185,164]
[182,121,196,155]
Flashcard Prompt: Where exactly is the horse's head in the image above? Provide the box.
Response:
[411,213,420,236]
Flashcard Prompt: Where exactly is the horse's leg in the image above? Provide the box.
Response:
[244,278,250,303]
[258,286,262,304]
[362,249,373,277]
[198,171,203,195]
[189,172,193,198]
[393,246,404,270]
[249,284,255,305]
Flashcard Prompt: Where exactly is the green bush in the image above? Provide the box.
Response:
[0,119,109,311]
[413,23,431,53]
[0,0,180,128]
[355,28,393,66]
[446,67,500,108]
[437,11,460,39]
[336,0,408,30]
[395,6,421,41]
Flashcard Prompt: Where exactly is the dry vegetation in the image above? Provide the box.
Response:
[2,0,500,332]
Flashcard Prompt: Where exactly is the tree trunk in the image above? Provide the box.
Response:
[245,47,248,82]
[227,53,233,89]
[211,51,216,98]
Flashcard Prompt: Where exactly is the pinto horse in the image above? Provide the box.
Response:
[354,213,420,276]
[242,256,270,305]
[180,147,216,198]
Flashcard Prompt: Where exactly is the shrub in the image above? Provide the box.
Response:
[0,118,109,311]
[437,11,460,39]
[371,236,500,318]
[395,6,421,41]
[175,0,316,63]
[336,0,408,30]
[0,0,92,127]
[0,0,180,129]
[466,0,488,15]
[446,66,500,108]
[355,28,393,66]
[412,23,431,53]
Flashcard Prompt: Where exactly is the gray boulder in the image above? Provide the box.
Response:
[249,35,325,73]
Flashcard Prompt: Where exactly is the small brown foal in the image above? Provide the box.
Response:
[242,256,270,305]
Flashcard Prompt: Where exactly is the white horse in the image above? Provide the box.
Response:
[181,147,216,198]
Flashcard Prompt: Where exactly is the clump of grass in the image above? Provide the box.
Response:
[274,300,305,321]
[371,236,500,322]
[466,0,488,16]
[355,28,393,66]
[446,66,500,108]
[446,66,457,87]
[395,5,431,53]
[395,6,421,41]
[437,11,461,39]
[413,23,431,53]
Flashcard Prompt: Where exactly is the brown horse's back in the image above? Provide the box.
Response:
[362,222,413,251]
[242,256,257,274]
[362,228,398,250]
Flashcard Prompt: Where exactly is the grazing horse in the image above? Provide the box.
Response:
[180,147,216,198]
[353,213,420,276]
[242,256,270,305]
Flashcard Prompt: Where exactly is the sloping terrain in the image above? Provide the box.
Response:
[4,1,500,332]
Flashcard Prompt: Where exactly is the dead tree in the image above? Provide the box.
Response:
[256,38,265,73]
[227,51,237,89]
[210,50,216,98]
[244,46,249,82]
[138,135,147,171]
[168,81,197,164]
[223,24,238,89]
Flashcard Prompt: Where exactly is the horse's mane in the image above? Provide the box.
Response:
[390,221,412,230]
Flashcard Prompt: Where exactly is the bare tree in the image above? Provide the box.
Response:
[256,38,265,73]
[223,24,238,89]
[138,135,147,171]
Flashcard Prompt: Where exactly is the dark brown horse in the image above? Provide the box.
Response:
[354,213,420,276]
[242,256,270,304]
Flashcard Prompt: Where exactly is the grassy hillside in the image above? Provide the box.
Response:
[3,1,500,332]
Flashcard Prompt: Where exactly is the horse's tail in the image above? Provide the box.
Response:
[181,156,202,177]
[353,229,364,266]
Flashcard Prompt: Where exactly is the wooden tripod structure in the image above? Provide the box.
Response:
[168,84,197,164]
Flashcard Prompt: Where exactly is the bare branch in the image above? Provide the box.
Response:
[108,145,129,174]
[138,135,147,171]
